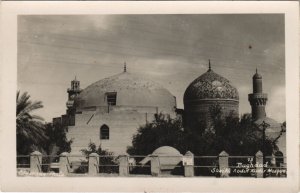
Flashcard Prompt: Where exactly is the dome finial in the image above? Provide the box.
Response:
[124,62,127,72]
[208,59,211,71]
[256,68,258,74]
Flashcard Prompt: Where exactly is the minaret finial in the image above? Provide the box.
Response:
[124,62,127,72]
[208,59,211,71]
[75,75,77,81]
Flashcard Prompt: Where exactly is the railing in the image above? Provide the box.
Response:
[128,155,151,176]
[194,156,218,176]
[17,155,30,169]
[17,150,286,177]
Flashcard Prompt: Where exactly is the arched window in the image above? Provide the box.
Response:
[100,124,109,140]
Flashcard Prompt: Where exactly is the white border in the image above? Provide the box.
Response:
[0,1,299,192]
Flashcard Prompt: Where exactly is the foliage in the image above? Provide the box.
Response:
[185,103,275,156]
[40,122,73,172]
[127,104,278,157]
[75,142,118,174]
[273,121,286,147]
[44,122,72,155]
[16,91,48,155]
[127,113,186,155]
[16,91,72,173]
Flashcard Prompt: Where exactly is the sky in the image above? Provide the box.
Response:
[18,14,285,122]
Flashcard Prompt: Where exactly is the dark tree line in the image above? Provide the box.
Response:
[127,103,280,157]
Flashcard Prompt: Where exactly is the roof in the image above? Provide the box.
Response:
[253,72,262,79]
[184,69,239,102]
[152,146,182,155]
[76,71,176,109]
[253,69,262,79]
[254,117,282,133]
[139,146,182,165]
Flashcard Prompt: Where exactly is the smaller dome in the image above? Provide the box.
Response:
[152,146,181,156]
[253,73,262,79]
[254,117,282,133]
[253,69,262,79]
[139,146,182,169]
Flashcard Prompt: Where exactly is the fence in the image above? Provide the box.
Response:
[17,150,286,177]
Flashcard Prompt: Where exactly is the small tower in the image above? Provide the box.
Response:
[248,69,268,120]
[66,76,82,116]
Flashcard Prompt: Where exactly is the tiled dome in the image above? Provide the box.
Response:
[184,68,239,102]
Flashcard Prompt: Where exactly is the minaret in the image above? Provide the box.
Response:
[248,69,268,120]
[66,76,82,115]
[67,76,81,100]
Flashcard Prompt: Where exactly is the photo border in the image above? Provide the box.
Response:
[0,1,299,192]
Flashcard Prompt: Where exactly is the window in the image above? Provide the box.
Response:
[106,92,117,106]
[100,124,109,140]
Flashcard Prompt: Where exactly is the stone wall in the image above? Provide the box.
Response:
[66,105,176,159]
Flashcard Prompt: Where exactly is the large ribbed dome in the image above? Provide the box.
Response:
[184,69,239,102]
[76,71,176,109]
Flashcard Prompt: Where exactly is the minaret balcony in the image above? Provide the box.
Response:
[67,88,82,92]
[248,93,268,100]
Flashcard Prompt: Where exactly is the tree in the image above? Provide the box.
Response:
[127,105,277,157]
[16,91,47,155]
[127,113,186,155]
[76,142,118,174]
[127,106,279,177]
[44,122,72,156]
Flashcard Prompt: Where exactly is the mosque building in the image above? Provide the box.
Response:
[53,61,285,161]
[53,64,177,156]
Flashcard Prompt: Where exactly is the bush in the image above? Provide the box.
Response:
[76,142,118,174]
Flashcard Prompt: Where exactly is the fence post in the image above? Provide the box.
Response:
[271,153,276,166]
[89,153,99,176]
[255,150,264,178]
[30,151,42,173]
[150,155,160,176]
[119,155,129,176]
[183,151,194,177]
[219,151,229,177]
[59,152,69,175]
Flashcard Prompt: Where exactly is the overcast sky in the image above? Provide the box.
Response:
[18,14,285,122]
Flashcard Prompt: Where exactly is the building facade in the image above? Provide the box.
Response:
[54,65,177,157]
